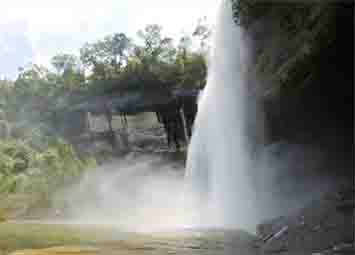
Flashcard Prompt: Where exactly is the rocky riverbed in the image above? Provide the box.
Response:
[255,179,354,254]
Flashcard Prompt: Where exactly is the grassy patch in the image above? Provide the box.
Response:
[0,223,257,255]
[0,223,123,254]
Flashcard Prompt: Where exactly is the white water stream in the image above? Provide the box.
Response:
[185,0,257,231]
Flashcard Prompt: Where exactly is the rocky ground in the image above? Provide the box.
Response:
[254,179,354,254]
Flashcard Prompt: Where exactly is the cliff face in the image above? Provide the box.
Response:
[234,2,354,169]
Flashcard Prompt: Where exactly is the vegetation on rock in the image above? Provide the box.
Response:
[232,1,353,160]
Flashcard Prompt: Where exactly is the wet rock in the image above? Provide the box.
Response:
[256,181,354,254]
[266,245,288,254]
[333,243,355,254]
[312,225,321,232]
[311,251,332,255]
[336,200,355,213]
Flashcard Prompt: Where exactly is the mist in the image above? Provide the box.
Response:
[59,154,200,231]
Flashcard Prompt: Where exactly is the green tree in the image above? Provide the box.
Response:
[106,33,131,72]
[80,33,131,79]
[14,64,54,98]
[171,34,207,89]
[0,79,14,110]
[51,54,80,74]
[51,54,85,89]
[136,25,175,68]
[179,52,207,89]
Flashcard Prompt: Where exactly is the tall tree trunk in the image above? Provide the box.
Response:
[103,103,116,150]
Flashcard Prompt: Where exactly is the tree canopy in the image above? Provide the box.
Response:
[0,21,211,127]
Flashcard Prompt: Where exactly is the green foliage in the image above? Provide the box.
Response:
[51,54,80,74]
[78,23,209,94]
[178,52,207,89]
[126,24,208,90]
[51,54,86,89]
[3,22,209,115]
[137,24,175,63]
[0,138,96,211]
[80,33,131,79]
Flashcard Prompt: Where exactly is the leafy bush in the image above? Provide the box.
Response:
[0,137,96,213]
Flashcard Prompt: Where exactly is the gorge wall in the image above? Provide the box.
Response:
[232,1,354,173]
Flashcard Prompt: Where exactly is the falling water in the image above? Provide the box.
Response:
[185,0,256,231]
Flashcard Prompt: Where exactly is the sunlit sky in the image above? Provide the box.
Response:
[0,0,219,78]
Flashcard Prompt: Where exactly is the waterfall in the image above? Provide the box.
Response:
[185,0,257,231]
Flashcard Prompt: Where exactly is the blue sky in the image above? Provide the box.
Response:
[0,0,219,79]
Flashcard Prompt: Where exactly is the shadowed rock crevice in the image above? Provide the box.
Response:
[234,1,354,173]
